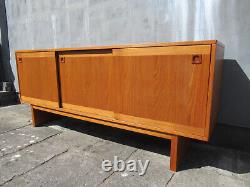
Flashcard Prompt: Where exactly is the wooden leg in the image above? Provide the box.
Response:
[170,135,189,172]
[31,105,60,127]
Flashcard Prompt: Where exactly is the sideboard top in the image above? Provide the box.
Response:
[16,40,224,53]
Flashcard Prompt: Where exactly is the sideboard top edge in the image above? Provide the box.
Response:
[16,40,223,53]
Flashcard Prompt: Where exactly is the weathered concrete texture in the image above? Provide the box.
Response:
[168,168,249,187]
[181,143,250,182]
[0,104,31,134]
[3,150,110,187]
[0,125,61,156]
[1,104,250,187]
[2,140,137,187]
[100,149,174,187]
[0,136,67,186]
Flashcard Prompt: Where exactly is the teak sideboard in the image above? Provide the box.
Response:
[16,40,224,171]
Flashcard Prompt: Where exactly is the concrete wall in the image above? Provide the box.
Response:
[3,0,250,128]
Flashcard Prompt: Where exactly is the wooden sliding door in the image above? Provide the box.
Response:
[59,45,211,138]
[112,45,211,138]
[59,50,116,116]
[16,52,59,108]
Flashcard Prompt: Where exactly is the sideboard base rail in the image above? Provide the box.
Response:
[31,105,189,172]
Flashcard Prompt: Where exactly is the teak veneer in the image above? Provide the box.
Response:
[16,40,224,171]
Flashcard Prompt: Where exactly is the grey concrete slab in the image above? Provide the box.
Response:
[199,150,250,183]
[181,143,250,181]
[234,151,250,182]
[0,104,31,134]
[0,136,68,186]
[48,124,102,150]
[100,149,173,187]
[163,143,250,187]
[2,140,137,187]
[168,168,249,187]
[2,149,111,187]
[0,125,61,156]
[0,104,30,118]
[0,104,249,187]
[87,139,137,162]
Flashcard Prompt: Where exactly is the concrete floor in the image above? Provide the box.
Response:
[0,104,249,187]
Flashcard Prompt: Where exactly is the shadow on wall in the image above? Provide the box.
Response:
[0,44,3,81]
[0,0,15,85]
[219,59,250,128]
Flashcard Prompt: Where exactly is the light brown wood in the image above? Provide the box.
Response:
[31,105,60,127]
[16,52,59,107]
[113,45,211,56]
[32,103,206,140]
[205,44,224,138]
[59,45,211,140]
[21,96,58,108]
[32,105,173,140]
[16,40,223,53]
[170,136,189,171]
[16,40,225,172]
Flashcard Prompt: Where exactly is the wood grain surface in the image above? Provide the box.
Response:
[59,45,211,139]
[16,41,224,141]
[16,52,59,107]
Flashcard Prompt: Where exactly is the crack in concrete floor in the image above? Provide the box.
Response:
[0,149,69,186]
[0,132,62,158]
[1,104,250,187]
[98,148,139,186]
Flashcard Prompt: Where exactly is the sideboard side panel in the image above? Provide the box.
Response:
[205,44,225,139]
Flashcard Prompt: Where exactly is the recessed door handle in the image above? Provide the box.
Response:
[60,57,65,63]
[192,55,202,64]
[17,57,22,63]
